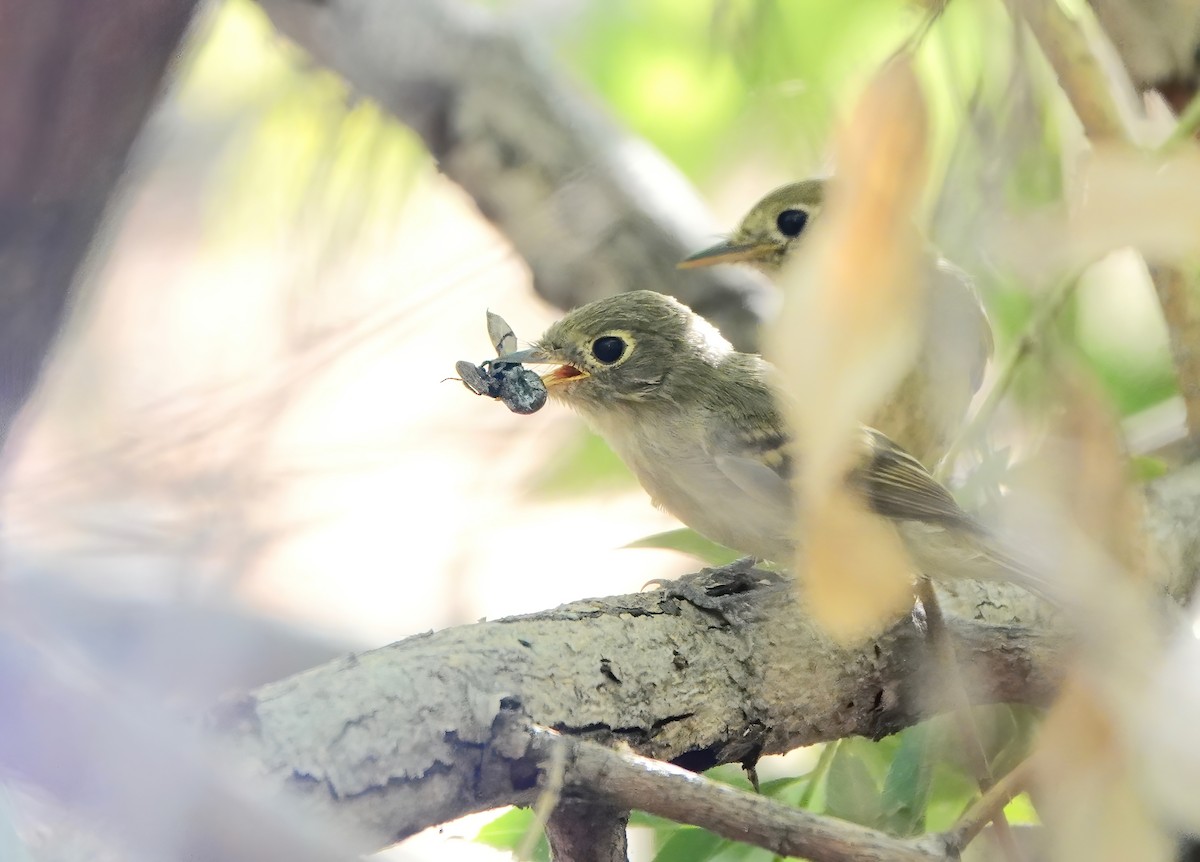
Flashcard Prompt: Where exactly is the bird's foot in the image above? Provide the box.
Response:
[643,557,785,620]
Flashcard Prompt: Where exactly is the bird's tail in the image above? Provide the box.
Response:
[898,520,1059,605]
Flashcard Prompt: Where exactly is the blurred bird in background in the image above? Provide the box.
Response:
[679,179,994,470]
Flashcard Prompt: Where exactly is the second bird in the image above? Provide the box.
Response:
[679,179,993,468]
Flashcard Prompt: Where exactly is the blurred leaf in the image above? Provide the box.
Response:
[624,528,740,565]
[703,763,758,792]
[879,724,935,835]
[922,761,981,832]
[1132,455,1169,482]
[986,706,1041,779]
[527,428,638,499]
[184,0,427,251]
[475,807,550,861]
[758,774,811,806]
[825,743,883,828]
[652,826,729,862]
[1002,792,1040,825]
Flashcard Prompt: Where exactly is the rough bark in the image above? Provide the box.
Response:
[199,460,1200,854]
[0,0,199,451]
[544,801,630,862]
[253,0,772,352]
[210,576,1051,851]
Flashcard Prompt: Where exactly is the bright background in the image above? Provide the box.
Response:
[0,0,1178,858]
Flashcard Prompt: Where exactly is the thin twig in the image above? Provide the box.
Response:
[943,756,1036,852]
[1157,89,1200,151]
[519,734,568,860]
[1149,265,1200,449]
[530,726,950,862]
[1007,0,1128,141]
[916,580,1023,862]
[1009,0,1200,441]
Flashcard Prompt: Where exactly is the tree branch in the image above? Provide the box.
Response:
[544,799,629,862]
[1010,0,1200,444]
[528,726,949,862]
[189,460,1199,856]
[942,757,1035,853]
[251,0,771,351]
[0,0,198,454]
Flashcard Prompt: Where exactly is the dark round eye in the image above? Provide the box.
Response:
[591,335,627,364]
[775,208,809,238]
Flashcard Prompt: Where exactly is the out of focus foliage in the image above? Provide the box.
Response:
[154,0,1182,857]
[193,0,1173,434]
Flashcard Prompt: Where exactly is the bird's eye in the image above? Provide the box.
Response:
[775,208,809,238]
[591,335,627,364]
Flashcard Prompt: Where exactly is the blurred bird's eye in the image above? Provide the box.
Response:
[591,335,627,364]
[776,208,809,237]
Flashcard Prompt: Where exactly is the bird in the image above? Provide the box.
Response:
[500,289,1047,598]
[677,179,993,469]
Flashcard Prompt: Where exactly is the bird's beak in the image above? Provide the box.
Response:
[677,239,774,269]
[498,348,590,387]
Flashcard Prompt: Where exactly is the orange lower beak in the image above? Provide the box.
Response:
[542,364,589,386]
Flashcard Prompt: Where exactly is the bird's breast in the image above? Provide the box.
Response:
[581,407,794,561]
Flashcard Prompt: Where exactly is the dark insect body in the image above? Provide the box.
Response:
[453,311,547,414]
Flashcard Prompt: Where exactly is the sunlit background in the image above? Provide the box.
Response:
[0,0,1181,858]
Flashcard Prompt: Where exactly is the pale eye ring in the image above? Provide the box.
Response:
[591,335,627,364]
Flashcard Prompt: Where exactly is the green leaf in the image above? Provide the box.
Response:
[923,762,981,832]
[652,826,729,862]
[1003,792,1040,825]
[797,740,841,811]
[825,744,884,828]
[1132,454,1169,482]
[474,808,550,861]
[759,774,811,804]
[624,528,741,566]
[879,724,935,836]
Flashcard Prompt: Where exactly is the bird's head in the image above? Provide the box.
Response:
[679,179,826,273]
[500,290,733,411]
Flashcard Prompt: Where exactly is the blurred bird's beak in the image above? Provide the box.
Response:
[497,348,550,364]
[498,348,590,387]
[677,239,773,269]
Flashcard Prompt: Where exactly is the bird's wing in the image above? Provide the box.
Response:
[713,449,793,510]
[706,364,795,511]
[849,428,980,532]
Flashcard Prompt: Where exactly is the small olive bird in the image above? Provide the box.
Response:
[679,179,994,468]
[501,290,1047,598]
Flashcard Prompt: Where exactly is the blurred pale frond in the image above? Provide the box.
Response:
[999,361,1192,858]
[180,0,429,309]
[766,56,930,639]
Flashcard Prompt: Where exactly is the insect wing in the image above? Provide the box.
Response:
[486,311,519,357]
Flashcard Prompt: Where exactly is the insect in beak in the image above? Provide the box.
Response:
[498,349,590,387]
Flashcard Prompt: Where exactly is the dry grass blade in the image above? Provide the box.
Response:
[1011,0,1200,443]
[803,486,915,640]
[1014,363,1175,860]
[766,55,930,639]
[1036,681,1174,862]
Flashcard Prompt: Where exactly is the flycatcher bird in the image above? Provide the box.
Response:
[678,179,993,468]
[501,290,1047,598]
